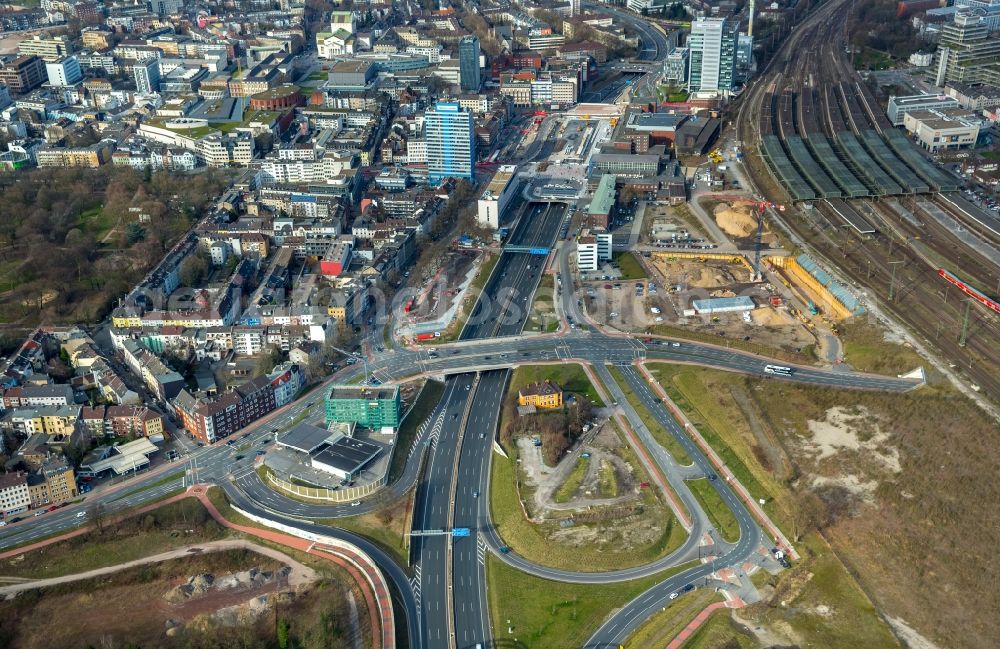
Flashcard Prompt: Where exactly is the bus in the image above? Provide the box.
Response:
[764,364,794,376]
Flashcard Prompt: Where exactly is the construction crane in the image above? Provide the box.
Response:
[702,194,780,280]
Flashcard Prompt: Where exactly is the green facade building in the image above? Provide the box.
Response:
[325,385,401,430]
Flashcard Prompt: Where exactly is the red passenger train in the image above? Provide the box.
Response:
[938,268,1000,314]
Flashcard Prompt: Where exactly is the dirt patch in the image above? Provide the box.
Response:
[886,616,947,649]
[804,406,901,474]
[714,203,758,237]
[516,417,638,513]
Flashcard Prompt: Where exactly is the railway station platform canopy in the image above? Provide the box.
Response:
[784,136,843,198]
[806,136,869,197]
[761,135,816,201]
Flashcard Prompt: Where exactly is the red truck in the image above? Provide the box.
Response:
[416,333,434,341]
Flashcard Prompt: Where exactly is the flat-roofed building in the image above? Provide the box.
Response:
[902,107,982,152]
[691,295,756,314]
[325,385,401,432]
[477,165,520,228]
[886,94,960,126]
[311,436,382,481]
[576,228,612,271]
[586,173,616,229]
[590,153,659,177]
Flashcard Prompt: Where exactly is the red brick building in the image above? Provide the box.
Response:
[250,84,305,111]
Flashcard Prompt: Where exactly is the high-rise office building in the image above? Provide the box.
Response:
[134,57,161,94]
[425,101,476,186]
[458,35,481,92]
[934,11,1000,86]
[687,17,738,95]
[736,33,754,81]
[45,56,82,87]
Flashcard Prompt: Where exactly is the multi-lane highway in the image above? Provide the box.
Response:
[410,373,475,649]
[450,370,507,649]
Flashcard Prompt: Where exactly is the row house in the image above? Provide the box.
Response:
[2,384,74,408]
[173,374,277,443]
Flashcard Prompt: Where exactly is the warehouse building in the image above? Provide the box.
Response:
[690,295,757,315]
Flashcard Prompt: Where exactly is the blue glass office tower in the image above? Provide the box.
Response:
[459,35,481,91]
[425,101,476,186]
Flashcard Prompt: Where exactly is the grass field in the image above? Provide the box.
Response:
[508,364,604,406]
[645,361,1000,648]
[77,205,116,242]
[686,478,740,543]
[389,379,444,484]
[608,365,692,465]
[742,534,902,649]
[614,252,647,280]
[487,556,699,649]
[682,611,756,649]
[838,320,924,375]
[649,322,814,363]
[0,498,227,579]
[320,489,413,567]
[0,258,26,292]
[552,457,588,503]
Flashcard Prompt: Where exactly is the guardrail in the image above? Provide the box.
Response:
[231,503,396,649]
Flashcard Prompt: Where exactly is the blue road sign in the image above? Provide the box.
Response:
[452,527,471,537]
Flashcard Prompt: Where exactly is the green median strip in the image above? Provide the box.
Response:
[109,470,186,502]
[608,366,692,465]
[686,478,740,543]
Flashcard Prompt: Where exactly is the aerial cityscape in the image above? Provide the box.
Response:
[0,0,996,646]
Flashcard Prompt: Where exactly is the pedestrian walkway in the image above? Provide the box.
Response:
[0,486,393,649]
[666,601,729,648]
[0,539,317,597]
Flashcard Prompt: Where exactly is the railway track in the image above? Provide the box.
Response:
[735,0,1000,401]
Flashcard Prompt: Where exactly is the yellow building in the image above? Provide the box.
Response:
[517,381,564,409]
[41,458,77,504]
[27,457,77,508]
[15,406,80,436]
[35,141,114,168]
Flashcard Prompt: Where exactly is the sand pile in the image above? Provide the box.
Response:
[714,203,758,237]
